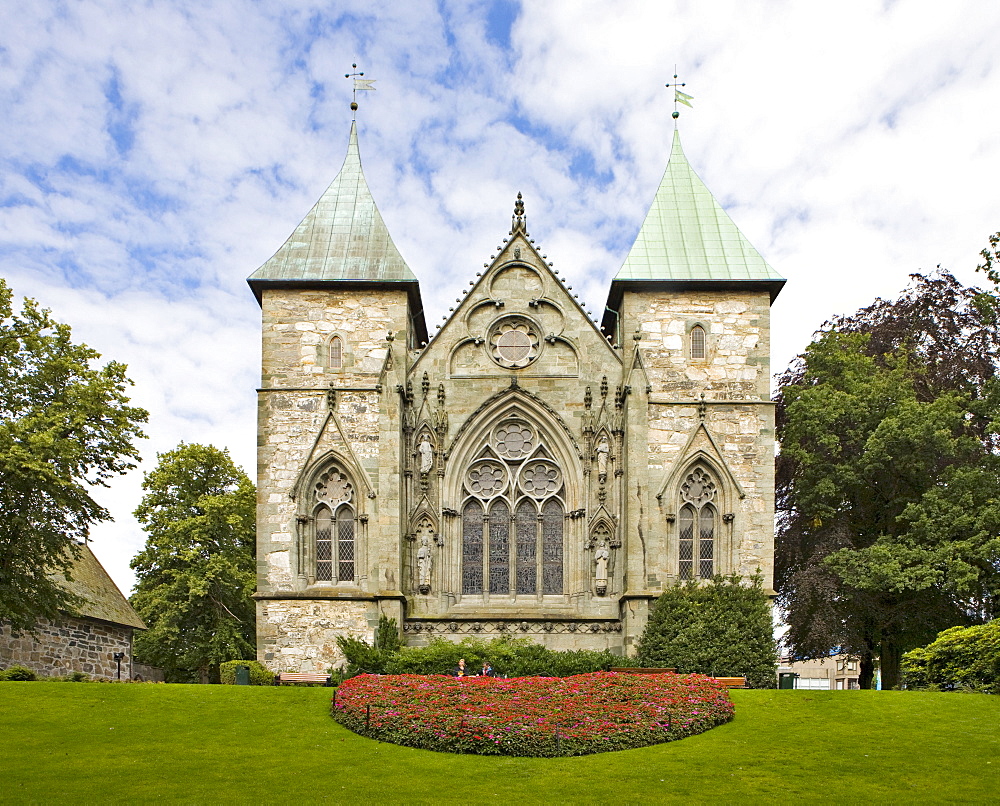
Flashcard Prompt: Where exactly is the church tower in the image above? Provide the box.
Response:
[249,120,783,671]
[603,129,785,646]
[248,122,427,671]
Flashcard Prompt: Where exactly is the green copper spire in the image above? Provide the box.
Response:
[614,129,784,287]
[248,121,417,289]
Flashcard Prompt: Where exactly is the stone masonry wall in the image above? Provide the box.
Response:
[0,616,134,679]
[258,599,374,672]
[622,289,776,593]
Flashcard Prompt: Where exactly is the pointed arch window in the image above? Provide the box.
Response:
[678,467,717,580]
[310,463,355,584]
[690,325,706,360]
[459,418,564,596]
[329,336,344,369]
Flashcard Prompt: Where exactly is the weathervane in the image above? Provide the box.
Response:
[665,67,693,120]
[345,63,376,117]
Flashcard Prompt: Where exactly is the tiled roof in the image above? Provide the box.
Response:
[52,544,145,630]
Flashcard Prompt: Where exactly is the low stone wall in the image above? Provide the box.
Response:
[0,615,134,680]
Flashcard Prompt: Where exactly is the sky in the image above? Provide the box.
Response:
[3,0,999,596]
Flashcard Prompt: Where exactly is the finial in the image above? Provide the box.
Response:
[511,191,526,233]
[345,63,376,118]
[665,66,693,121]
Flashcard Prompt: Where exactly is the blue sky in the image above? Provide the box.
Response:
[3,0,1000,593]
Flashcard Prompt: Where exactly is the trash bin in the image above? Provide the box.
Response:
[778,672,798,690]
[235,665,250,686]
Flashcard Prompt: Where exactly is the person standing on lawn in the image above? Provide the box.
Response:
[454,658,467,677]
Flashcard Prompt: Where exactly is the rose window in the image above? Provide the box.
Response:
[681,468,716,506]
[315,469,353,505]
[465,461,508,498]
[493,421,535,459]
[518,461,562,498]
[489,318,540,368]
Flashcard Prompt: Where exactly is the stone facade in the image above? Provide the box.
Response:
[254,232,779,670]
[0,616,134,680]
[251,127,783,672]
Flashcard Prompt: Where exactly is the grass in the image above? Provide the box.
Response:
[2,682,998,804]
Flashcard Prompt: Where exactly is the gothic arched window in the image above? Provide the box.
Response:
[690,325,706,360]
[311,464,355,583]
[678,467,716,580]
[460,418,564,596]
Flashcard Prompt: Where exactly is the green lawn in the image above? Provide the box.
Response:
[2,682,997,804]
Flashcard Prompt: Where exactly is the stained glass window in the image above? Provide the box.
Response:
[541,499,563,594]
[462,500,484,594]
[461,418,565,599]
[677,468,719,580]
[489,501,510,594]
[516,500,537,594]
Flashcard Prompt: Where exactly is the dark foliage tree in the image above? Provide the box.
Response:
[0,280,147,633]
[130,443,256,683]
[635,574,777,688]
[776,266,1000,689]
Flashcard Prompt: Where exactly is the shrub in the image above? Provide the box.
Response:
[333,671,734,756]
[339,633,621,679]
[0,664,37,681]
[635,573,777,688]
[219,660,274,686]
[901,620,1000,693]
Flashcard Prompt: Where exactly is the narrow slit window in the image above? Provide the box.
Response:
[330,336,343,369]
[690,326,706,359]
[699,505,715,578]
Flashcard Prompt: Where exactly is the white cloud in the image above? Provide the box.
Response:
[2,0,999,593]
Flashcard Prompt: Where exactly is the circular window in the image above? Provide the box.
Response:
[465,460,508,498]
[518,460,562,498]
[493,420,535,459]
[488,318,540,368]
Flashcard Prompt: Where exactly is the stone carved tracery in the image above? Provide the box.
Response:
[460,418,565,597]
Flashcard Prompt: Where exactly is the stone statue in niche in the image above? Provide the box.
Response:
[596,436,610,481]
[417,534,432,594]
[418,433,434,474]
[594,539,610,595]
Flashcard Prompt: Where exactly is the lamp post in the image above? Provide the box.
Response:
[113,652,125,680]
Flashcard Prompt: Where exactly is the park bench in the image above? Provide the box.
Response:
[710,677,746,688]
[275,672,333,687]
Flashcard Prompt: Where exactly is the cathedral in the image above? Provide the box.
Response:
[248,118,785,672]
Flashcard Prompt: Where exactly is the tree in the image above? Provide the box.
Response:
[776,269,1000,689]
[0,279,147,634]
[635,574,777,688]
[130,443,256,683]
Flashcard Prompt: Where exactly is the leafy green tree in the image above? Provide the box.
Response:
[130,443,256,683]
[901,619,1000,693]
[776,269,1000,689]
[635,574,777,688]
[0,279,147,634]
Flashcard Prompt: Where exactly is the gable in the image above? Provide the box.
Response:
[413,211,620,381]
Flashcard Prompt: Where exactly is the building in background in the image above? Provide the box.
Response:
[0,544,145,679]
[778,655,862,690]
[249,120,785,671]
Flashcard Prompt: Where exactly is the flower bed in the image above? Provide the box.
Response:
[332,671,734,756]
